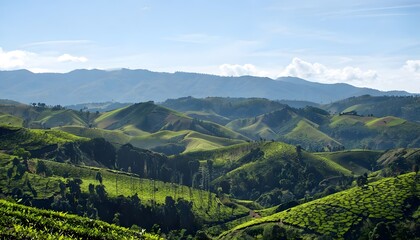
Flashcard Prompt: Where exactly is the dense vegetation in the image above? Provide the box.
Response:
[221,172,420,239]
[0,199,160,239]
[1,96,419,239]
[325,95,420,122]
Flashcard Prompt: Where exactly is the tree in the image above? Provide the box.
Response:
[36,161,52,177]
[95,172,103,184]
[296,145,302,161]
[176,199,196,233]
[263,224,286,240]
[413,164,419,175]
[357,173,368,187]
[13,148,31,160]
[95,184,107,200]
[88,183,95,195]
[369,222,391,240]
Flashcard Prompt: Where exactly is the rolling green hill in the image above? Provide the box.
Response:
[314,150,383,175]
[1,102,248,155]
[0,150,251,235]
[161,97,287,124]
[94,101,246,140]
[181,141,355,208]
[0,104,92,128]
[0,199,160,240]
[324,95,420,122]
[220,172,420,239]
[0,112,23,127]
[225,105,420,151]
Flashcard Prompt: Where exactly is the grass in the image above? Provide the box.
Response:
[286,120,341,146]
[366,116,406,128]
[329,115,374,128]
[34,159,249,223]
[33,109,88,127]
[57,126,131,144]
[0,199,160,239]
[0,126,87,151]
[315,150,383,175]
[0,151,250,225]
[0,113,23,127]
[220,172,419,239]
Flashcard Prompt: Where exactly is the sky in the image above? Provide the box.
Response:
[1,0,420,92]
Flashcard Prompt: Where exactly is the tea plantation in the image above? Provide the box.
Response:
[0,199,160,239]
[220,172,419,239]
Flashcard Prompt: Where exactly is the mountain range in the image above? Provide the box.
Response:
[0,69,413,105]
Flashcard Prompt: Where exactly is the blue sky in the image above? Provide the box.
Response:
[1,0,419,92]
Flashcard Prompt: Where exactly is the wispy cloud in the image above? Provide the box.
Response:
[319,2,420,18]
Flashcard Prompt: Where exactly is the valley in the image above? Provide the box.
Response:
[0,95,419,239]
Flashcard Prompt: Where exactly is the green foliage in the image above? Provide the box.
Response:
[221,172,420,239]
[0,125,87,151]
[30,159,249,223]
[0,199,160,239]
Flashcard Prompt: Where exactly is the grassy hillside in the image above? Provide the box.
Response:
[94,101,245,139]
[0,199,160,239]
[0,151,250,225]
[315,150,383,175]
[328,114,420,150]
[220,172,420,239]
[0,104,92,128]
[182,141,355,208]
[0,126,87,151]
[225,105,420,151]
[0,112,23,127]
[324,95,420,122]
[284,119,341,148]
[161,97,287,123]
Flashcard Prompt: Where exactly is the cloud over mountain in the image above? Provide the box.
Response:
[403,60,420,73]
[0,47,35,69]
[219,63,268,77]
[280,57,378,84]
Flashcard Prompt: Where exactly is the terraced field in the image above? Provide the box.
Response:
[220,172,419,239]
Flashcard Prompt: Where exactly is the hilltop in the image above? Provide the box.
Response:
[324,95,420,122]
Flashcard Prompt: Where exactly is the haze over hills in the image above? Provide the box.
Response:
[0,69,413,105]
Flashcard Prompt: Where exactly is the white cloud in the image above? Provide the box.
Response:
[57,54,88,63]
[219,63,269,77]
[279,57,378,84]
[403,60,420,73]
[0,47,36,69]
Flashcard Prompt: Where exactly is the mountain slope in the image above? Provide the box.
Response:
[324,95,420,122]
[220,172,420,239]
[94,101,247,140]
[224,105,420,150]
[0,69,412,105]
[181,141,355,207]
[0,199,159,240]
[161,97,287,124]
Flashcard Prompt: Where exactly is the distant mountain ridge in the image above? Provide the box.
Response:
[0,69,413,105]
